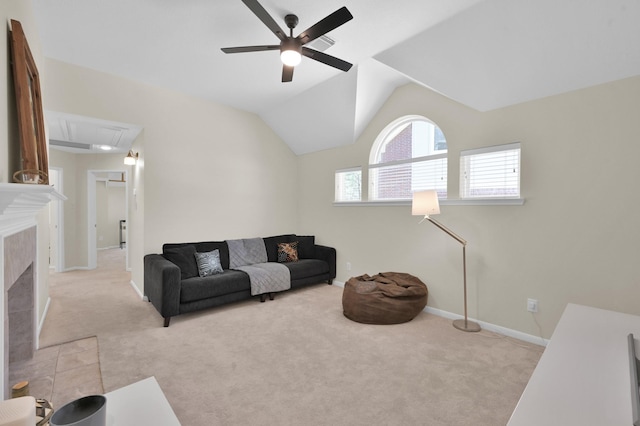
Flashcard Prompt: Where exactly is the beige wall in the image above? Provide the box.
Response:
[298,78,640,339]
[1,2,51,328]
[44,59,298,293]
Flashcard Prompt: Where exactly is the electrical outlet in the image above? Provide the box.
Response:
[346,262,351,271]
[527,298,538,313]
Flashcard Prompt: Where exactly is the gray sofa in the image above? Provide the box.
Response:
[144,234,336,326]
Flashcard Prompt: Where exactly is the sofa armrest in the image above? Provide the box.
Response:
[144,254,181,320]
[314,244,336,279]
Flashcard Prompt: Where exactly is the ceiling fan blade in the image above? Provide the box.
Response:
[241,0,287,41]
[296,6,353,45]
[302,47,352,72]
[221,45,279,54]
[282,65,294,82]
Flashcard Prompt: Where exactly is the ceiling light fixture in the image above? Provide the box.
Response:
[280,39,302,67]
[124,150,138,165]
[99,145,113,151]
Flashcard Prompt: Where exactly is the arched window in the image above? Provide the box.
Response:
[369,115,447,201]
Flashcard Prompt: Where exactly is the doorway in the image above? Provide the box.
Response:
[87,170,129,271]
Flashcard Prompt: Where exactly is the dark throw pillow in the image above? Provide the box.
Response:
[296,235,316,259]
[163,245,198,280]
[277,242,299,263]
[194,249,224,277]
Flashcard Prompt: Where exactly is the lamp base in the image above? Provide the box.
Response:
[453,319,481,332]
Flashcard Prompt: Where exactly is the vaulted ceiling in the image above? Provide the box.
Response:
[32,0,640,155]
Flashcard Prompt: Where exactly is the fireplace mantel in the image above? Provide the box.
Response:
[0,183,66,235]
[0,183,65,399]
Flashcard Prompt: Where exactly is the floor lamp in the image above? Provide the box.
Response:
[412,190,481,332]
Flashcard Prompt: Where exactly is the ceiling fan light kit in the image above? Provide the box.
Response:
[280,38,302,66]
[222,0,353,82]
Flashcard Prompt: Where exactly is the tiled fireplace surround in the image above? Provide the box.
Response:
[3,226,36,398]
[0,183,62,399]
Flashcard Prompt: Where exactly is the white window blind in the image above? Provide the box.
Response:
[335,167,362,202]
[369,153,447,200]
[460,142,521,199]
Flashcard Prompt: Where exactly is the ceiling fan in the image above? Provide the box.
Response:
[221,0,353,82]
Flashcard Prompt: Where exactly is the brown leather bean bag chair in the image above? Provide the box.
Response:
[342,272,428,324]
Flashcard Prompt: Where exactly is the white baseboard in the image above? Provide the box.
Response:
[37,297,51,349]
[63,266,91,272]
[331,280,548,347]
[129,280,144,300]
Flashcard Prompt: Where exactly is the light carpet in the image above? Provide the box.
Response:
[41,249,543,425]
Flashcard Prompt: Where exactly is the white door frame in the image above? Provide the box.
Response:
[87,169,129,270]
[49,167,64,272]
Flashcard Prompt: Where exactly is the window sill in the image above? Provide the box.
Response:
[333,198,525,207]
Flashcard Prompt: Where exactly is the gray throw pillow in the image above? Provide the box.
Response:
[194,249,224,277]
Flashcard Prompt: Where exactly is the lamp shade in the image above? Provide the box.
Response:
[280,38,302,66]
[280,49,301,66]
[412,190,440,216]
[124,150,137,165]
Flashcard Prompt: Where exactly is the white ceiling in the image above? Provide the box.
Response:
[32,0,640,155]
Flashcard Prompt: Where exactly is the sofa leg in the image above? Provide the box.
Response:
[164,317,171,327]
[328,279,333,285]
[269,292,275,301]
[260,294,267,303]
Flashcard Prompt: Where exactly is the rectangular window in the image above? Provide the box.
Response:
[335,167,362,202]
[460,142,521,199]
[369,153,447,200]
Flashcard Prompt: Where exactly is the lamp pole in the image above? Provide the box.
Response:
[427,217,480,333]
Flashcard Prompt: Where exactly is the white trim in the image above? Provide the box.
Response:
[423,306,548,347]
[129,280,143,300]
[62,266,92,272]
[87,171,97,269]
[37,297,51,348]
[332,280,547,346]
[333,198,525,207]
[335,166,362,173]
[98,245,123,250]
[443,198,525,206]
[461,141,521,157]
[368,152,448,169]
[369,114,443,165]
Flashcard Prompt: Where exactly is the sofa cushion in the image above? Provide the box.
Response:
[163,245,198,280]
[278,242,299,262]
[296,236,316,259]
[283,259,329,281]
[164,241,230,270]
[180,270,251,303]
[263,234,296,262]
[194,249,224,277]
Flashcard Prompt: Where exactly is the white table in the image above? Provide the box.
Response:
[508,303,640,426]
[105,377,180,425]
